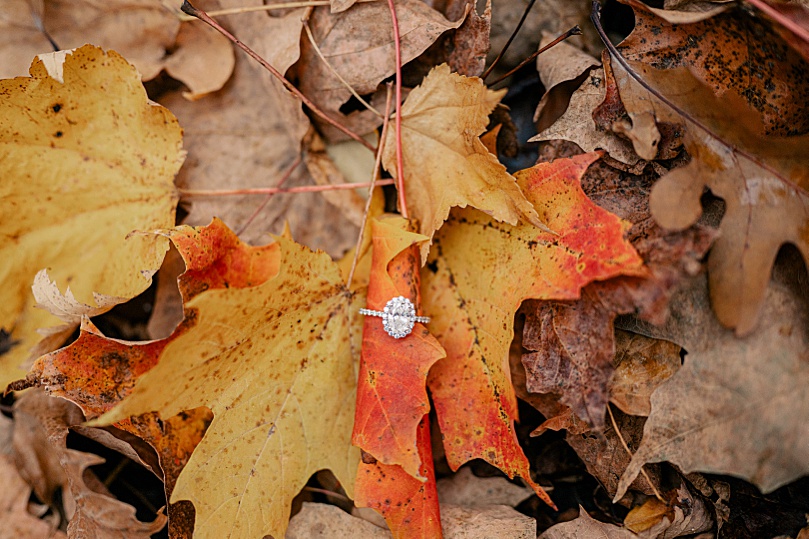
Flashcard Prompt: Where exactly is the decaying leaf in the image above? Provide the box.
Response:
[352,218,444,479]
[96,220,359,539]
[0,413,67,539]
[166,2,359,254]
[614,269,809,500]
[384,64,545,259]
[531,67,642,168]
[299,0,465,138]
[287,502,390,539]
[610,330,680,417]
[0,0,234,97]
[423,152,643,506]
[604,2,809,334]
[13,390,166,538]
[0,44,182,390]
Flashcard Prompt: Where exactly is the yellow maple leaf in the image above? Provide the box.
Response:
[0,45,183,388]
[96,228,360,539]
[382,63,545,259]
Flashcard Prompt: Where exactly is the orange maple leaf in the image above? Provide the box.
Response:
[423,152,645,507]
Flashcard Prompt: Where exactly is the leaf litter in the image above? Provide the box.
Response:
[2,0,809,537]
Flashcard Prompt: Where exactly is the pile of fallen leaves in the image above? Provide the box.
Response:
[2,0,808,537]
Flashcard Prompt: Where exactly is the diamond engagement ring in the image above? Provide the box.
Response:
[359,296,430,339]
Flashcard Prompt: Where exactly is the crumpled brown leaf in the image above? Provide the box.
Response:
[0,0,234,98]
[297,0,465,139]
[614,264,809,500]
[0,413,67,539]
[436,467,534,508]
[626,478,713,538]
[12,390,166,538]
[168,2,358,255]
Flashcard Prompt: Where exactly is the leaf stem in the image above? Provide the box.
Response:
[180,1,375,152]
[347,84,395,288]
[179,179,394,197]
[607,404,665,503]
[385,0,408,218]
[488,26,582,87]
[481,0,537,81]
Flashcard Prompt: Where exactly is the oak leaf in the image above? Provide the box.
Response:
[614,269,809,500]
[383,64,546,258]
[604,4,809,334]
[352,218,445,478]
[0,45,182,390]
[96,220,360,539]
[422,152,644,506]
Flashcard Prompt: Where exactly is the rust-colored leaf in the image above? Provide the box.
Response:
[352,217,445,479]
[354,415,442,539]
[422,152,644,506]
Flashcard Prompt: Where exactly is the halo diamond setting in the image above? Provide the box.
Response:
[359,296,430,339]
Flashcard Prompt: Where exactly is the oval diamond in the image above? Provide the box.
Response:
[382,296,416,338]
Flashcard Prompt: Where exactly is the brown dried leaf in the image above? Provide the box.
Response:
[614,267,809,500]
[13,391,166,538]
[0,0,234,96]
[298,0,464,139]
[539,506,637,538]
[531,68,642,168]
[533,35,600,131]
[447,0,491,77]
[436,467,533,508]
[611,330,681,417]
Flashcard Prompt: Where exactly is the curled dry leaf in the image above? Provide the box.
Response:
[0,414,68,539]
[96,220,360,539]
[13,390,166,538]
[0,0,234,97]
[610,330,681,417]
[422,152,644,507]
[352,218,445,479]
[298,0,465,139]
[287,502,390,539]
[0,45,182,389]
[614,270,809,501]
[384,64,545,259]
[531,67,642,168]
[533,35,600,131]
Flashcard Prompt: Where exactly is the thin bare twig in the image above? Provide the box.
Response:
[607,404,665,503]
[303,21,382,117]
[385,0,408,218]
[347,84,394,288]
[236,155,302,236]
[481,0,537,81]
[179,179,394,197]
[488,26,582,87]
[180,1,375,152]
